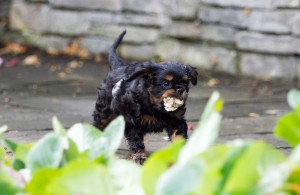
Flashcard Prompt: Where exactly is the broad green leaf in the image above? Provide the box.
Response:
[142,139,184,195]
[52,116,66,136]
[214,141,250,194]
[26,168,62,195]
[192,144,234,194]
[0,125,8,136]
[0,146,6,161]
[259,145,300,194]
[222,141,286,194]
[0,146,10,165]
[275,109,300,147]
[156,159,205,195]
[178,91,222,164]
[2,139,17,153]
[67,123,103,153]
[109,159,144,195]
[287,89,300,110]
[61,138,80,164]
[11,143,33,170]
[47,160,115,195]
[103,116,125,155]
[15,143,33,162]
[27,133,64,173]
[90,116,125,159]
[0,165,24,194]
[12,159,25,170]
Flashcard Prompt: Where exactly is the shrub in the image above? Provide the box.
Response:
[0,90,300,195]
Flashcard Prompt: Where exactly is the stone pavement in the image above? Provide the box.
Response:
[0,51,299,158]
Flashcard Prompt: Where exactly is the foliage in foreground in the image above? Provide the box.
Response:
[0,89,300,195]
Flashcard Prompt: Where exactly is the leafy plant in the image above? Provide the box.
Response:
[0,116,143,195]
[0,89,300,195]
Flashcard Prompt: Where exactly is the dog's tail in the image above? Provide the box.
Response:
[109,30,126,70]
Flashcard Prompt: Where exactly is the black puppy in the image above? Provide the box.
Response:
[93,30,198,164]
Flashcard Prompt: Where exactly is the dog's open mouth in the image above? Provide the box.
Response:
[163,97,184,112]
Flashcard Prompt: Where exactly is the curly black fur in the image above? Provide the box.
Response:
[93,30,198,164]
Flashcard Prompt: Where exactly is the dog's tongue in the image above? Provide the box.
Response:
[163,97,184,112]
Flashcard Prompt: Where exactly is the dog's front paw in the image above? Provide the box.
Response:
[130,152,147,165]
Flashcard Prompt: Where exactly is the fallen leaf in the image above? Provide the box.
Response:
[68,60,83,69]
[23,55,41,66]
[210,57,219,66]
[49,65,57,72]
[244,7,252,16]
[94,55,104,63]
[207,78,219,88]
[265,109,278,115]
[0,42,27,55]
[78,48,91,59]
[46,48,60,56]
[64,67,72,74]
[249,113,260,118]
[63,39,80,56]
[56,72,66,78]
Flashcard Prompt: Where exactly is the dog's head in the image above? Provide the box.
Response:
[125,61,198,113]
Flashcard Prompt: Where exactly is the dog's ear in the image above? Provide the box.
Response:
[185,65,198,85]
[125,62,159,82]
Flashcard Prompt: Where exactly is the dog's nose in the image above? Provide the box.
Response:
[176,87,184,95]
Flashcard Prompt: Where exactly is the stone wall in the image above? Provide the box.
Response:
[4,0,300,80]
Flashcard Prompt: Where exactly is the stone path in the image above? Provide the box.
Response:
[0,52,299,158]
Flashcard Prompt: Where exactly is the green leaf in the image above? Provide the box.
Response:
[61,138,80,164]
[0,125,8,136]
[142,139,184,195]
[2,139,17,153]
[156,159,205,195]
[0,165,24,194]
[259,145,300,194]
[26,133,64,173]
[178,91,223,164]
[191,144,234,194]
[15,143,33,162]
[12,159,25,170]
[215,141,251,194]
[52,116,66,136]
[0,146,10,165]
[67,123,103,153]
[11,143,33,170]
[109,159,144,195]
[26,168,62,195]
[103,116,125,155]
[46,160,115,195]
[222,141,286,194]
[287,89,300,110]
[90,116,125,159]
[274,109,300,147]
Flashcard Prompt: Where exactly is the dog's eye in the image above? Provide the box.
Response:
[163,81,171,88]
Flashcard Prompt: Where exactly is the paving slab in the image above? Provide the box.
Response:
[0,51,299,159]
